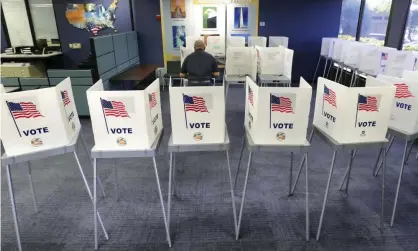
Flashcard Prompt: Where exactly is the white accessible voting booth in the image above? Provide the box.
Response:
[244,76,311,145]
[87,79,162,150]
[1,77,80,156]
[169,80,225,145]
[269,36,288,48]
[313,77,395,144]
[226,47,257,78]
[385,51,418,78]
[342,42,363,68]
[206,36,226,57]
[255,46,293,79]
[321,37,333,57]
[377,74,418,134]
[358,46,396,76]
[248,36,267,47]
[227,36,245,47]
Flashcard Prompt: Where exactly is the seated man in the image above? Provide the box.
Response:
[180,40,220,85]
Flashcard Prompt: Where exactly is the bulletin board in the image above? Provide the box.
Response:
[160,0,259,66]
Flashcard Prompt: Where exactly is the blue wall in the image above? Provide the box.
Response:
[53,0,133,68]
[259,0,342,82]
[133,0,164,66]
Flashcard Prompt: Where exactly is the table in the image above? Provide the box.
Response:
[1,51,62,58]
[2,130,108,251]
[293,126,388,241]
[110,64,158,90]
[234,129,310,241]
[166,129,238,240]
[258,74,291,87]
[91,130,171,249]
[372,127,418,227]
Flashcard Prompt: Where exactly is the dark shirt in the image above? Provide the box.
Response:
[180,49,219,80]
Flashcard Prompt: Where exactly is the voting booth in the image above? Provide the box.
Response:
[342,42,363,68]
[377,74,418,134]
[227,36,245,47]
[255,46,293,79]
[385,51,418,78]
[244,76,311,145]
[206,36,226,57]
[248,36,267,47]
[87,79,162,150]
[180,46,193,66]
[358,46,396,76]
[321,37,334,57]
[186,36,203,48]
[226,47,257,77]
[1,78,80,156]
[269,36,288,48]
[313,77,395,144]
[169,79,225,145]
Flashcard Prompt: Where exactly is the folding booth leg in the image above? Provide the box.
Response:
[404,139,415,165]
[152,157,172,247]
[113,159,119,201]
[236,151,253,240]
[226,151,238,237]
[288,152,294,196]
[381,147,386,232]
[6,165,22,251]
[323,59,328,77]
[326,60,332,78]
[390,141,410,227]
[334,66,340,82]
[339,150,356,192]
[80,133,106,198]
[172,153,177,196]
[234,136,246,191]
[349,70,355,87]
[167,152,173,235]
[316,150,337,241]
[290,129,314,195]
[312,57,321,84]
[304,152,310,242]
[74,153,109,242]
[416,151,418,160]
[374,135,395,176]
[27,161,38,213]
[93,158,98,250]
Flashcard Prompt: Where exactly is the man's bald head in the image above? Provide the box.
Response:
[194,40,205,51]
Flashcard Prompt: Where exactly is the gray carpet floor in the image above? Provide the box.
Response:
[1,87,418,251]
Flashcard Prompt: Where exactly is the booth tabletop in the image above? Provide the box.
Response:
[111,64,158,81]
[387,127,418,142]
[245,129,310,153]
[91,130,163,159]
[258,74,291,82]
[168,129,230,153]
[225,75,246,83]
[313,126,389,152]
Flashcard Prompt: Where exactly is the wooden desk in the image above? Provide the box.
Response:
[1,52,62,59]
[110,64,158,90]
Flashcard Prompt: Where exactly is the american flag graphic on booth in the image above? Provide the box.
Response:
[149,92,157,108]
[324,85,337,107]
[394,83,414,98]
[101,99,130,118]
[271,94,294,113]
[61,90,71,106]
[7,101,43,119]
[248,86,254,106]
[381,52,388,61]
[183,95,208,113]
[358,95,378,112]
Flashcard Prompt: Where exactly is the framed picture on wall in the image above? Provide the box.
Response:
[172,25,186,48]
[234,7,248,29]
[203,7,217,29]
[170,0,186,18]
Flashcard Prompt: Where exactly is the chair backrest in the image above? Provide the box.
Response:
[167,61,181,74]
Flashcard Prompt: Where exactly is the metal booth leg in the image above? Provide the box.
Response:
[167,152,173,236]
[236,151,253,240]
[6,165,22,251]
[290,129,314,195]
[316,150,337,241]
[304,152,310,242]
[288,152,294,196]
[79,133,106,198]
[226,151,238,237]
[381,146,386,232]
[390,141,411,227]
[334,65,340,82]
[234,136,246,191]
[152,157,172,247]
[323,59,328,77]
[349,70,355,87]
[172,153,177,196]
[27,161,38,213]
[339,150,356,192]
[93,158,98,250]
[374,135,395,176]
[404,139,415,165]
[73,152,109,243]
[312,56,321,84]
[326,60,332,78]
